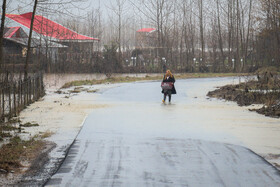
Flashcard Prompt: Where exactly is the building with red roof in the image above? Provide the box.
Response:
[5,12,99,54]
[136,28,157,49]
[3,13,100,72]
[4,27,27,38]
[136,28,156,33]
[3,26,65,54]
[2,26,67,72]
[131,28,159,69]
[6,12,99,42]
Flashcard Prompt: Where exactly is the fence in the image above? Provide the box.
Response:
[0,72,45,123]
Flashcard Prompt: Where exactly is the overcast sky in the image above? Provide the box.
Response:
[5,0,110,18]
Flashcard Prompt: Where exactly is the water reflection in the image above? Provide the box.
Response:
[94,77,280,166]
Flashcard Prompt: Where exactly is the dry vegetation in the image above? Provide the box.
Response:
[0,136,45,173]
[61,73,247,89]
[208,68,280,117]
[0,119,52,174]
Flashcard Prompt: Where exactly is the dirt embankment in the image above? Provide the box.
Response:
[207,73,280,118]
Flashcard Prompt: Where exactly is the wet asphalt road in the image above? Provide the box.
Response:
[45,77,280,187]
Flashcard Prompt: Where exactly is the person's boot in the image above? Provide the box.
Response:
[163,94,167,103]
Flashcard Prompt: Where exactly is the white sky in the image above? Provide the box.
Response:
[5,0,109,18]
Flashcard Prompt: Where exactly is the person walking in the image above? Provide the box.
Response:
[161,70,176,103]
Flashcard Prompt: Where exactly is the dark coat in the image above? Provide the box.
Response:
[161,76,177,94]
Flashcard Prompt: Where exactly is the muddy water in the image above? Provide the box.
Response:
[98,77,280,164]
[45,77,280,186]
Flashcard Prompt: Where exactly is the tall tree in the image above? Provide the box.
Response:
[235,0,240,72]
[24,0,38,79]
[216,0,225,69]
[108,0,127,63]
[198,0,205,68]
[0,0,7,72]
[245,0,253,66]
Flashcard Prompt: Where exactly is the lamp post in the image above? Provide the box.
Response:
[162,57,166,72]
[162,57,166,64]
[193,58,196,72]
[232,58,235,70]
[131,57,136,67]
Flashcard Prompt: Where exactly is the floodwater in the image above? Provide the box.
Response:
[45,77,280,187]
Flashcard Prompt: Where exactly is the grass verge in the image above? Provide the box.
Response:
[20,122,39,127]
[61,73,248,89]
[0,136,46,173]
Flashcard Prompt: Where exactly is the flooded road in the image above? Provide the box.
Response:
[45,77,280,187]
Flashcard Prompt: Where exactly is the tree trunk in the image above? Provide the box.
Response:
[24,0,38,80]
[216,0,225,70]
[0,0,7,72]
[244,0,252,70]
[228,1,233,71]
[236,0,240,72]
[118,1,122,63]
[199,0,205,68]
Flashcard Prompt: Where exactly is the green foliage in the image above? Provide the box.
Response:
[103,42,123,74]
[103,42,118,63]
[131,49,143,57]
[20,122,39,127]
[0,136,45,172]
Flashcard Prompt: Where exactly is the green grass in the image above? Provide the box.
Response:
[20,122,39,127]
[0,122,19,140]
[0,125,18,131]
[0,132,12,139]
[175,73,247,79]
[61,76,160,89]
[40,131,54,139]
[0,136,45,172]
[61,73,247,89]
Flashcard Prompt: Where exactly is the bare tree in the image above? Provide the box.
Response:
[0,0,7,73]
[107,0,128,63]
[244,0,253,69]
[216,0,225,70]
[198,0,205,68]
[5,0,280,73]
[258,0,280,66]
[24,0,38,79]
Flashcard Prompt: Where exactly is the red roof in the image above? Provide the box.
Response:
[6,13,99,41]
[136,28,156,33]
[4,27,21,38]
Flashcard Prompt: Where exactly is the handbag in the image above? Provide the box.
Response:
[161,82,173,90]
